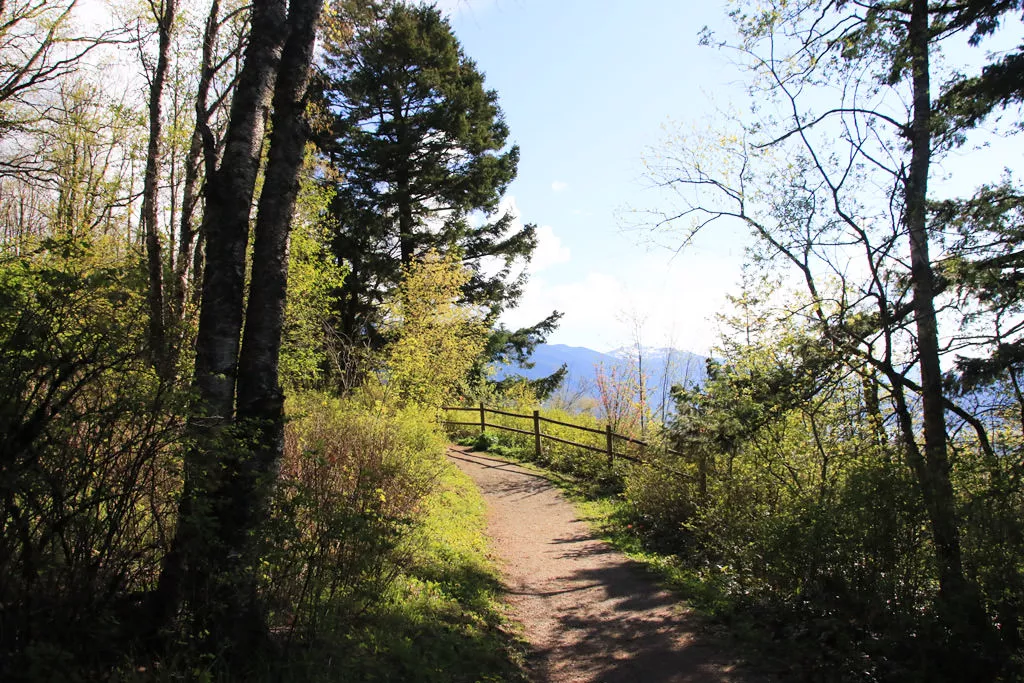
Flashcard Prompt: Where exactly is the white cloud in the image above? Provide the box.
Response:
[477,195,569,276]
[551,180,569,192]
[530,225,570,272]
[494,194,520,222]
[501,251,743,355]
[501,271,626,345]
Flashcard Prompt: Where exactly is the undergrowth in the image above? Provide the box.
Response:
[458,426,1024,681]
[274,461,529,682]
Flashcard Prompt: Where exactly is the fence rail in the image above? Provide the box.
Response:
[441,402,691,479]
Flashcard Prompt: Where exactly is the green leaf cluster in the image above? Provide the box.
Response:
[383,250,487,410]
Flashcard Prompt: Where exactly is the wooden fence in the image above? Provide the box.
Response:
[442,403,691,478]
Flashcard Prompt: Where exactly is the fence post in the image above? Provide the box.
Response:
[479,402,486,435]
[533,410,542,459]
[606,424,614,466]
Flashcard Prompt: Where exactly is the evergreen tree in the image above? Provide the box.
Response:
[930,2,1024,397]
[316,2,535,344]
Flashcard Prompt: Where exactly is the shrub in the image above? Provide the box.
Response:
[383,251,487,410]
[262,393,446,636]
[0,239,183,679]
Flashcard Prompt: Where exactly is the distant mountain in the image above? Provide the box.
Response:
[493,343,709,396]
[607,346,710,388]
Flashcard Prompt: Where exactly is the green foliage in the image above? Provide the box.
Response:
[256,393,527,682]
[0,237,183,679]
[0,229,520,683]
[316,0,534,342]
[322,463,528,683]
[384,250,487,409]
[280,146,347,389]
[263,392,446,631]
[619,311,1024,679]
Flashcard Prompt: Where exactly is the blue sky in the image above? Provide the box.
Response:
[436,0,748,354]
[432,1,1024,356]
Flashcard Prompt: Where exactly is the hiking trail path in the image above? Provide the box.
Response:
[447,445,773,683]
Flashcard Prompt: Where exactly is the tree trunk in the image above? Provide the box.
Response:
[192,0,287,424]
[860,369,884,446]
[170,0,220,323]
[398,165,414,263]
[152,0,288,644]
[232,0,324,585]
[393,91,415,264]
[142,0,176,375]
[905,0,986,639]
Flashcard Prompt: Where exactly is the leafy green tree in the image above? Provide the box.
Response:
[645,0,1024,670]
[384,249,487,409]
[280,146,347,389]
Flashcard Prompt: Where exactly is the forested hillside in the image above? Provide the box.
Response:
[3,0,1024,681]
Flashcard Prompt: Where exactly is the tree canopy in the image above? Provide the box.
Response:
[316,1,532,344]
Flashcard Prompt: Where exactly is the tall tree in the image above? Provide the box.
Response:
[155,0,325,649]
[140,0,177,374]
[316,2,532,343]
[644,0,1024,656]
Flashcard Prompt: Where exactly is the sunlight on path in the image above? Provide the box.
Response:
[447,446,770,683]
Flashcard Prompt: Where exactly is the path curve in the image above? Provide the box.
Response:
[448,445,768,683]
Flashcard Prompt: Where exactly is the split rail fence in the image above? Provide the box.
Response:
[441,403,691,478]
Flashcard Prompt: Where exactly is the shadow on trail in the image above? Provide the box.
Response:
[446,448,549,477]
[447,448,559,500]
[535,604,738,683]
[449,445,766,682]
[525,557,747,683]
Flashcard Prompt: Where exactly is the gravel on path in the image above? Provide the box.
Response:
[448,445,769,683]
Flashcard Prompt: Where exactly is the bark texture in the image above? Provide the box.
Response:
[232,0,324,570]
[905,0,965,603]
[153,0,288,644]
[192,0,287,424]
[142,0,176,373]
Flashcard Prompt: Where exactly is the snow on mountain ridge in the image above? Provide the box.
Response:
[494,343,709,392]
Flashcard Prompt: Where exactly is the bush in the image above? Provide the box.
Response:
[262,393,446,636]
[0,240,184,680]
[621,458,698,548]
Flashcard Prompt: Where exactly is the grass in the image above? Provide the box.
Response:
[115,457,529,683]
[289,460,530,682]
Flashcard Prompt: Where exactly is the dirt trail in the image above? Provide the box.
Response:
[448,445,768,683]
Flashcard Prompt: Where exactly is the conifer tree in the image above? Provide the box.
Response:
[315,2,535,344]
